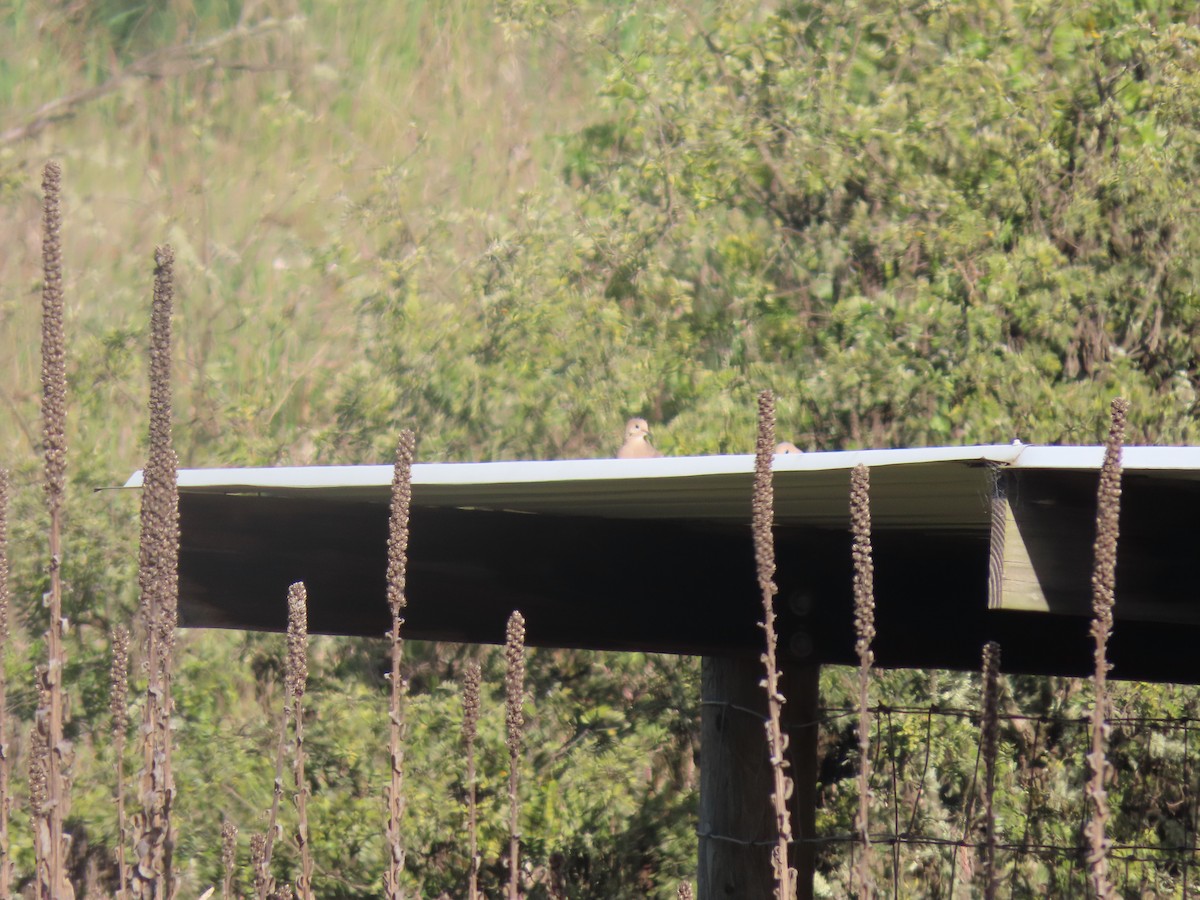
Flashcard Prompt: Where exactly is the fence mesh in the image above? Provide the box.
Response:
[781,669,1200,898]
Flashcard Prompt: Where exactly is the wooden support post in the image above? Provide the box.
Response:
[699,656,821,900]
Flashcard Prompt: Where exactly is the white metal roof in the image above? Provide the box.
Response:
[124,444,1200,530]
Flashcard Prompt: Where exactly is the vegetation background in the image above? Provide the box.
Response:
[3,0,1200,896]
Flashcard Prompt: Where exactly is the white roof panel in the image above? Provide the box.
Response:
[123,443,1200,530]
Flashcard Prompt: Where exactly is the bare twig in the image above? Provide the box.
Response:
[384,431,415,900]
[1084,398,1127,900]
[849,463,875,899]
[505,611,526,900]
[753,390,796,900]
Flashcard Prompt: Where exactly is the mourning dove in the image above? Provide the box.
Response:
[775,441,803,454]
[617,417,662,459]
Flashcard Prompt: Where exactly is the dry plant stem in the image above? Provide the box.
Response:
[677,882,693,900]
[1084,398,1127,900]
[980,641,1001,900]
[221,821,238,900]
[0,470,12,898]
[111,625,132,899]
[250,832,270,900]
[286,584,313,900]
[752,391,796,900]
[134,245,180,899]
[385,431,415,900]
[260,647,288,893]
[849,463,876,899]
[29,681,51,895]
[461,660,482,900]
[505,611,526,900]
[40,159,71,900]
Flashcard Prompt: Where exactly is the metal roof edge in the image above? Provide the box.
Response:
[125,444,1023,491]
[121,443,1200,493]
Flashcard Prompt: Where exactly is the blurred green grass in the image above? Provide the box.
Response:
[0,0,598,476]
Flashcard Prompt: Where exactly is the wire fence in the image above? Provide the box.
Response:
[805,678,1200,898]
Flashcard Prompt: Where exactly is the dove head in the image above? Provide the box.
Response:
[625,418,652,440]
[774,441,803,454]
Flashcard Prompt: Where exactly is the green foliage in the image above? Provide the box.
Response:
[345,0,1200,458]
[5,0,1200,895]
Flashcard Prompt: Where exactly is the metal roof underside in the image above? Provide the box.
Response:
[131,444,1200,683]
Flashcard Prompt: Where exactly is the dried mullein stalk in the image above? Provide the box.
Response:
[1084,398,1127,900]
[505,611,526,900]
[29,680,51,897]
[462,660,482,900]
[385,430,415,900]
[979,641,1001,900]
[287,584,313,900]
[40,159,73,900]
[221,820,238,900]
[677,882,694,900]
[260,584,308,896]
[250,831,270,900]
[752,391,796,900]
[133,245,180,900]
[0,469,12,898]
[849,463,875,898]
[111,625,131,898]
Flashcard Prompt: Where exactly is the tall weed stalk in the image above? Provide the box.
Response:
[505,611,526,900]
[385,430,415,899]
[752,390,796,900]
[111,625,131,898]
[38,159,71,900]
[0,469,12,897]
[1084,398,1127,899]
[133,245,180,898]
[461,660,481,900]
[286,584,313,900]
[849,463,875,898]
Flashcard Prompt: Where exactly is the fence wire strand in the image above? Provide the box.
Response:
[701,681,1200,897]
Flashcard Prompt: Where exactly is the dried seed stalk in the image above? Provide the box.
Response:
[134,245,180,899]
[505,611,526,900]
[753,391,796,900]
[39,159,72,900]
[462,660,482,900]
[980,641,1001,900]
[287,584,313,900]
[221,821,238,900]
[250,832,270,900]
[134,246,180,895]
[1084,398,1127,900]
[259,587,302,896]
[29,681,51,897]
[0,469,12,897]
[849,463,875,899]
[111,625,131,898]
[385,430,415,900]
[677,882,693,900]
